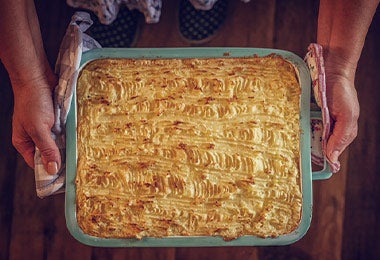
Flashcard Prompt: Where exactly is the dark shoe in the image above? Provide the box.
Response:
[87,7,141,48]
[179,0,228,44]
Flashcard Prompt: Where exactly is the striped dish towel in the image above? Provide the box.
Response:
[34,12,100,198]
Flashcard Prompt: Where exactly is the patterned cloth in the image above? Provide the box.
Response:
[66,0,251,25]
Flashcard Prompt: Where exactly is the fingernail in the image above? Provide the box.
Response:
[330,151,340,163]
[47,161,58,175]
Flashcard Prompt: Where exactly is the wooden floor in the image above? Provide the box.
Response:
[1,0,379,259]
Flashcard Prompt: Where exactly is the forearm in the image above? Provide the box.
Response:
[0,0,60,173]
[0,0,52,89]
[318,0,379,78]
[318,0,378,165]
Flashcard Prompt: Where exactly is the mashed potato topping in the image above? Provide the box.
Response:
[76,56,302,240]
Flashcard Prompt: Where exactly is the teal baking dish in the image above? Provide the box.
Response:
[65,47,323,247]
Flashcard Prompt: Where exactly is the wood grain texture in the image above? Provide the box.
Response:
[341,9,380,260]
[0,0,379,259]
[0,64,17,260]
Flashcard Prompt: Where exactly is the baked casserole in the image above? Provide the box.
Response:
[75,56,302,240]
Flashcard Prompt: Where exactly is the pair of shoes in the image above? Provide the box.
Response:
[87,7,141,48]
[87,0,227,47]
[179,0,228,44]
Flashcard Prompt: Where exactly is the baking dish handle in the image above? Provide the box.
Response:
[310,110,333,180]
[312,160,333,180]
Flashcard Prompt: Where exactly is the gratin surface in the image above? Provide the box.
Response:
[76,56,302,240]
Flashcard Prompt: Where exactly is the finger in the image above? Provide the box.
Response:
[326,118,358,163]
[30,125,61,175]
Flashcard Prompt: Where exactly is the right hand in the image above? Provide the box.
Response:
[11,70,61,175]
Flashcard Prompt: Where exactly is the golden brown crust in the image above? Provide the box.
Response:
[76,56,302,240]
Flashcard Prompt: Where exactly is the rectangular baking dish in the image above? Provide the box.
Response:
[66,47,316,247]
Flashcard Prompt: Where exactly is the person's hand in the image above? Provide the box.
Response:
[11,70,61,175]
[324,55,360,165]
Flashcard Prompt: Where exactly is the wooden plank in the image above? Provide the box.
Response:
[7,161,91,259]
[176,247,259,260]
[135,0,186,48]
[90,247,176,260]
[341,9,380,259]
[39,195,93,259]
[8,160,44,259]
[210,0,276,48]
[0,64,18,260]
[272,0,319,56]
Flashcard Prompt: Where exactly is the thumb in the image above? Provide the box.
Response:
[33,128,61,175]
[326,116,358,164]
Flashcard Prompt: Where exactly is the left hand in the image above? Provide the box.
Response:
[324,56,359,165]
